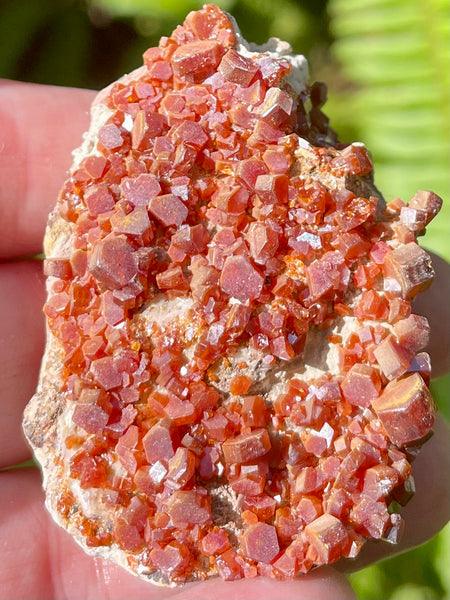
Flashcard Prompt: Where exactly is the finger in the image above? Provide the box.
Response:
[0,470,356,600]
[0,469,176,600]
[0,259,45,467]
[413,252,449,378]
[0,469,53,600]
[174,570,356,600]
[0,80,95,259]
[338,414,450,572]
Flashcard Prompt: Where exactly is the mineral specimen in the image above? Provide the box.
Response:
[24,3,442,586]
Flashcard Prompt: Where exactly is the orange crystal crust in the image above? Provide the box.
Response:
[31,4,442,585]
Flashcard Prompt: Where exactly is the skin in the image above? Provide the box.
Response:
[0,79,448,600]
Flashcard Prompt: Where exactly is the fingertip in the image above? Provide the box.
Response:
[0,259,46,467]
[180,569,356,600]
[0,80,95,258]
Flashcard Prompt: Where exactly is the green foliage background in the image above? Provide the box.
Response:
[0,1,448,598]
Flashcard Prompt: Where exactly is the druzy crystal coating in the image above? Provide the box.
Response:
[25,4,442,586]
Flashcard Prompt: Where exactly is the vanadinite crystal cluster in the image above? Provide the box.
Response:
[24,4,443,585]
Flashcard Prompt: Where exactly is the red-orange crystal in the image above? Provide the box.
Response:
[37,3,442,586]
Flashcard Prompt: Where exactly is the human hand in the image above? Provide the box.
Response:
[0,80,448,600]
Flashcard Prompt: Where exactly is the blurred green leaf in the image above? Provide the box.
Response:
[29,6,91,87]
[328,0,449,262]
[348,563,387,599]
[434,524,450,596]
[390,584,440,599]
[0,0,53,78]
[0,458,36,471]
[430,374,450,420]
[90,0,235,19]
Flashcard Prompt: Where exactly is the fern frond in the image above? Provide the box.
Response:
[328,0,449,258]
